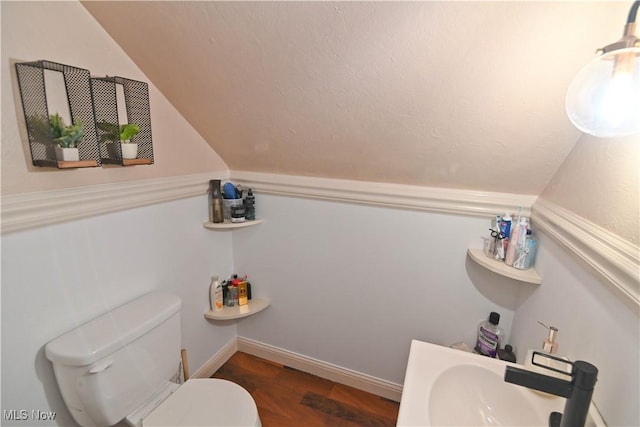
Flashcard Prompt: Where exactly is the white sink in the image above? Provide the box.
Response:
[397,340,605,426]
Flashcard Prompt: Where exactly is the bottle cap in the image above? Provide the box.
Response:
[489,312,500,325]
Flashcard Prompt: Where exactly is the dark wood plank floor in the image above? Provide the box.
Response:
[212,352,400,427]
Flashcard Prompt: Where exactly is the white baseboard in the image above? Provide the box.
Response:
[190,338,238,379]
[237,336,403,402]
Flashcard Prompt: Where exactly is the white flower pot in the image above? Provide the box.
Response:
[121,143,138,159]
[54,146,79,161]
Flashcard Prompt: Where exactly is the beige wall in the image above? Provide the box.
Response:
[539,133,640,246]
[3,0,638,250]
[1,1,227,196]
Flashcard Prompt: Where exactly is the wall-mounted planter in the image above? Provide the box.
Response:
[15,60,101,168]
[121,143,138,159]
[54,146,79,162]
[91,76,154,166]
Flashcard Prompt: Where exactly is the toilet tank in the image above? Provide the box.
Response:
[45,292,182,427]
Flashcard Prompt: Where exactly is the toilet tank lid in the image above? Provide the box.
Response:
[45,292,181,367]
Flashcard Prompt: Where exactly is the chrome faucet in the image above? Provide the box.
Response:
[504,352,598,427]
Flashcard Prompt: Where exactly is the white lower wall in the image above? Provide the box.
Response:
[510,232,639,427]
[234,193,519,385]
[1,196,235,426]
[233,193,638,426]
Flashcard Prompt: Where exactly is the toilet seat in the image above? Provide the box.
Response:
[142,379,261,427]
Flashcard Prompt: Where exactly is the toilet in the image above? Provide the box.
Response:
[45,292,261,427]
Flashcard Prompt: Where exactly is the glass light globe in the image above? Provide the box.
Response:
[566,47,640,137]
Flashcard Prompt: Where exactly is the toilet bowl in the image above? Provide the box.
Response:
[45,292,261,427]
[129,379,261,427]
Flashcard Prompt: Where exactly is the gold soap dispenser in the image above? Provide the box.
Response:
[540,322,559,354]
[524,322,569,382]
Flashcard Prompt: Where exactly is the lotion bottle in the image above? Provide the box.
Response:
[209,276,223,310]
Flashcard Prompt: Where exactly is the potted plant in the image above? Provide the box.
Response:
[49,113,84,161]
[97,121,141,159]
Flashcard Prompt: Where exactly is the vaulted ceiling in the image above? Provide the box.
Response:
[82,1,629,195]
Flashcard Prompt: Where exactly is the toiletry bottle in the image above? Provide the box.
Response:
[238,281,248,306]
[215,278,223,310]
[497,344,517,362]
[505,217,528,266]
[475,312,504,357]
[225,277,236,307]
[209,276,222,310]
[231,203,246,223]
[244,189,256,221]
[222,281,229,306]
[515,230,537,270]
[493,215,503,260]
[499,213,512,260]
[209,180,224,223]
[231,282,238,306]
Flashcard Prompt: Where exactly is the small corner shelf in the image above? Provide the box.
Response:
[204,297,270,320]
[202,218,264,230]
[467,248,542,284]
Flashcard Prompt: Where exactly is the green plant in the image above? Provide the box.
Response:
[49,113,84,148]
[97,121,140,143]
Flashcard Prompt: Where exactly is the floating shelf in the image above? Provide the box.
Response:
[56,160,99,169]
[202,218,264,230]
[204,297,270,320]
[123,158,153,166]
[467,248,542,284]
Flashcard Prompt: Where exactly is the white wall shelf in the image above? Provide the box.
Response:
[202,218,264,230]
[467,248,542,284]
[204,297,270,320]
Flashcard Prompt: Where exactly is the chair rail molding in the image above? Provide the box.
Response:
[532,198,640,311]
[1,172,225,234]
[231,171,537,218]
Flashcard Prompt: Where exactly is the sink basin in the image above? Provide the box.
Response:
[397,340,605,426]
[429,364,544,426]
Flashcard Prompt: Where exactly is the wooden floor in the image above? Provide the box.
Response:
[212,352,400,427]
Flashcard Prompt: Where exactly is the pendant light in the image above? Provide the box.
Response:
[566,1,640,137]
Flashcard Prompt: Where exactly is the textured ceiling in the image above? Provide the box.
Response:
[82,1,629,195]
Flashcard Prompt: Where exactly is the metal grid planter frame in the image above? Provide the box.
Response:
[91,76,154,166]
[15,60,101,168]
